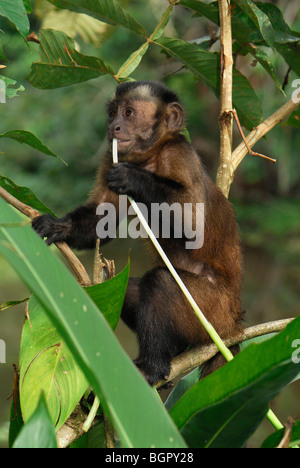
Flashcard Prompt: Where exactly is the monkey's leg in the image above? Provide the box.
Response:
[132,267,243,386]
[121,278,141,331]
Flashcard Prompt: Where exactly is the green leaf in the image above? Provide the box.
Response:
[0,0,30,40]
[261,420,300,448]
[0,175,56,216]
[13,394,57,448]
[170,317,300,448]
[23,0,33,14]
[180,0,219,24]
[0,76,25,100]
[154,37,262,129]
[116,42,149,79]
[0,298,29,311]
[19,296,89,429]
[233,0,276,51]
[0,198,186,448]
[47,0,146,37]
[27,29,115,89]
[151,4,174,42]
[85,264,130,331]
[0,130,65,163]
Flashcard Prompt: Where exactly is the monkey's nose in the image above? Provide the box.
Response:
[115,125,121,132]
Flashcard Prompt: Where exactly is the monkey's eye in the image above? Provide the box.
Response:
[125,109,133,117]
[109,110,117,119]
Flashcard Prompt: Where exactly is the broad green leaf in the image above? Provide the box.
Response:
[85,264,130,331]
[13,394,57,448]
[181,1,282,91]
[0,298,29,311]
[233,0,276,51]
[0,76,25,100]
[154,37,262,129]
[47,0,146,37]
[0,130,65,163]
[27,29,115,90]
[275,43,300,75]
[0,198,185,448]
[0,175,55,216]
[261,420,300,448]
[151,4,174,42]
[23,0,33,14]
[0,0,30,40]
[180,0,219,24]
[170,317,300,448]
[19,296,89,429]
[116,42,149,79]
[35,0,113,47]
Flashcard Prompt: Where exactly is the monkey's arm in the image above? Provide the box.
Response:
[106,162,184,205]
[32,202,101,250]
[32,153,121,250]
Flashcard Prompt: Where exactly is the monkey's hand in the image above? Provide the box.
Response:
[106,162,140,197]
[32,214,71,246]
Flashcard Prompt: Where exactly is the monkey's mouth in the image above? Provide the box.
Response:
[116,138,132,149]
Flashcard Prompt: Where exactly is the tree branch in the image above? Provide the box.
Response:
[0,186,92,287]
[216,0,234,196]
[232,99,300,174]
[156,318,294,389]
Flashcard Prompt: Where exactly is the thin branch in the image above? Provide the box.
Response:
[0,186,92,287]
[156,318,294,389]
[232,99,300,173]
[231,109,277,164]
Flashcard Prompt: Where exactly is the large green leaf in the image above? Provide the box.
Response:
[261,420,300,448]
[154,37,262,129]
[0,130,65,163]
[0,0,30,40]
[170,317,300,448]
[0,175,56,216]
[27,29,115,89]
[0,198,185,448]
[85,265,130,331]
[47,0,146,37]
[13,394,57,448]
[180,0,282,91]
[232,0,276,51]
[19,296,89,429]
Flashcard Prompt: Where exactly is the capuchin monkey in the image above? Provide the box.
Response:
[33,81,243,385]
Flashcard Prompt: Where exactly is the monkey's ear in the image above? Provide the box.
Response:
[165,102,185,132]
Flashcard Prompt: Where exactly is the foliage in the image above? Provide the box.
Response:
[0,0,299,449]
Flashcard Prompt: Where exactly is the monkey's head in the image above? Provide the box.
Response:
[107,81,185,157]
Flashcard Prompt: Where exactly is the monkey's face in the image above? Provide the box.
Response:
[107,99,161,156]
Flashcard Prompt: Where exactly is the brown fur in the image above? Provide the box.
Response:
[32,81,244,385]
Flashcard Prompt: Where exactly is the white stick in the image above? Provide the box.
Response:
[111,138,233,362]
